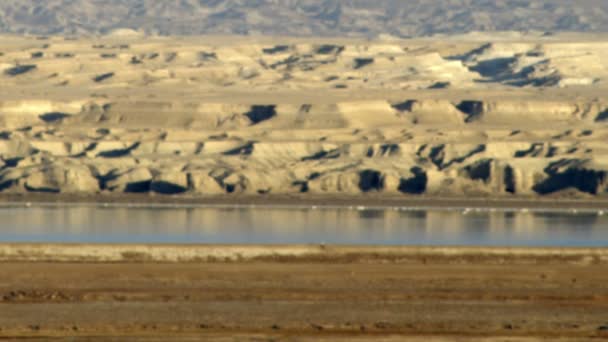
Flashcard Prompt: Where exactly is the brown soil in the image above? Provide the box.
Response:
[0,248,607,341]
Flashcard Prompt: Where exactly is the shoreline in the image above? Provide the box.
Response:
[1,193,608,212]
[1,244,607,263]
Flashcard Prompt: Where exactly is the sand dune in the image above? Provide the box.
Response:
[0,34,608,199]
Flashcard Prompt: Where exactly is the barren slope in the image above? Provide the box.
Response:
[0,34,608,199]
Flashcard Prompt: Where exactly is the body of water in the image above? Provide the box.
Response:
[0,205,606,246]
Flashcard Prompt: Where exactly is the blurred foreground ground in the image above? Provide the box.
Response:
[0,246,607,340]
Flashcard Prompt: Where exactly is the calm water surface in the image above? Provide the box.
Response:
[0,205,607,246]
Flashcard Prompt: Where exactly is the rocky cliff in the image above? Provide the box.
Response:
[0,34,607,200]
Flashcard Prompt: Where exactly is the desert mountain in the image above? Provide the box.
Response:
[1,0,608,37]
[1,34,608,198]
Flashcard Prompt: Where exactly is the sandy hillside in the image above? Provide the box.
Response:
[0,33,608,199]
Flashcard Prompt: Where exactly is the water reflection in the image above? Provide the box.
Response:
[0,206,606,246]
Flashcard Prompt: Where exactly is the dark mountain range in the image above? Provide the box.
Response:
[0,0,607,37]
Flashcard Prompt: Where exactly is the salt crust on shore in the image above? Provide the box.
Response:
[1,244,607,263]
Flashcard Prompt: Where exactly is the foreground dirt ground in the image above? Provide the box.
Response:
[0,247,607,341]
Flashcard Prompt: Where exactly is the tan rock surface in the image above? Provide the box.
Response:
[1,34,608,199]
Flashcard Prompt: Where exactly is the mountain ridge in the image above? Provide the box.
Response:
[1,0,607,37]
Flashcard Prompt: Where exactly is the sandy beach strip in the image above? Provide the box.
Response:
[0,243,607,264]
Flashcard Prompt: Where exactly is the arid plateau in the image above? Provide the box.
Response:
[0,33,607,201]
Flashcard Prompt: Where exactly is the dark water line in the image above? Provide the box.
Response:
[0,201,606,214]
[0,206,607,247]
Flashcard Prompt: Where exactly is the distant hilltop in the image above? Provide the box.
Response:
[1,0,608,37]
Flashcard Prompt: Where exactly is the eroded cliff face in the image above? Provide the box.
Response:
[1,35,608,199]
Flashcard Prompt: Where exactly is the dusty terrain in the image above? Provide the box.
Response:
[0,33,608,200]
[0,245,607,341]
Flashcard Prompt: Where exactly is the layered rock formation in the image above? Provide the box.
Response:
[0,34,607,199]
